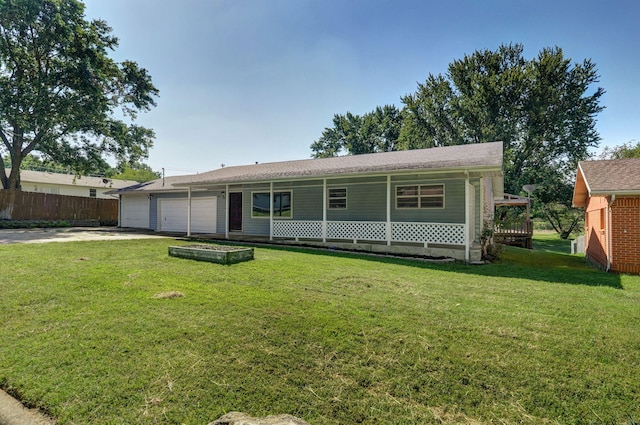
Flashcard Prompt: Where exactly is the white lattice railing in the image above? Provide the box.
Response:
[392,222,465,245]
[273,220,323,239]
[327,220,386,241]
[273,220,465,246]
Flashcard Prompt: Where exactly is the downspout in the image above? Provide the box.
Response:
[606,194,616,271]
[187,186,192,237]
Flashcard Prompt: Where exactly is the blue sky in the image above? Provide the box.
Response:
[83,0,640,176]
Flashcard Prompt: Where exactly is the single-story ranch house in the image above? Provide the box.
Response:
[113,142,504,262]
[573,158,640,274]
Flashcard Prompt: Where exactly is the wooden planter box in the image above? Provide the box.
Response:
[168,244,254,264]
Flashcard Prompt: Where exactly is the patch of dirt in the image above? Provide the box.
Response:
[152,291,185,299]
[184,244,249,252]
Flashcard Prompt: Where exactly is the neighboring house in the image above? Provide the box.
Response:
[19,170,138,199]
[113,142,504,262]
[572,158,640,274]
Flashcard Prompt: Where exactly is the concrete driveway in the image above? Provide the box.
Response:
[0,227,169,245]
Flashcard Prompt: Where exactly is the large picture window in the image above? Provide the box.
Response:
[328,188,347,209]
[252,191,292,218]
[396,184,444,209]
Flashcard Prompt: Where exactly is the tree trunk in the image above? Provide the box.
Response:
[6,165,21,190]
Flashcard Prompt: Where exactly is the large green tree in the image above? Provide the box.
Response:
[600,140,640,159]
[400,44,604,198]
[312,44,604,238]
[109,162,160,183]
[0,0,158,190]
[311,105,402,157]
[402,44,604,238]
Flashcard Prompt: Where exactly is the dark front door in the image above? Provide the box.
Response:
[228,192,242,231]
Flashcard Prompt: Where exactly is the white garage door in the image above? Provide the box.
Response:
[191,197,217,233]
[158,197,217,233]
[120,195,149,229]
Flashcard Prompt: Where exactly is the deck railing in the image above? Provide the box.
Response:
[272,220,466,246]
[494,219,533,249]
[494,220,533,236]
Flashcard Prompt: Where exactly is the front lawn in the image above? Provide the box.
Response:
[0,236,638,424]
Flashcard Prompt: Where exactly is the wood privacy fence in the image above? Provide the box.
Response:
[0,190,118,222]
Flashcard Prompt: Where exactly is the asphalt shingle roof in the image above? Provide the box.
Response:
[179,142,503,186]
[113,142,503,193]
[21,170,138,189]
[573,158,640,207]
[579,158,640,193]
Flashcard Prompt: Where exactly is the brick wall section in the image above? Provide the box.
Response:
[610,197,640,274]
[584,196,609,270]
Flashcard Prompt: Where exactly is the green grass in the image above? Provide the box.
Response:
[532,231,577,255]
[0,235,638,424]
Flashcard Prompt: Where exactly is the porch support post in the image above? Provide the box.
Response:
[386,175,391,246]
[187,186,192,237]
[225,184,229,239]
[464,171,470,263]
[322,178,327,242]
[269,182,274,241]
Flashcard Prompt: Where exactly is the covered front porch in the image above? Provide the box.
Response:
[183,172,483,262]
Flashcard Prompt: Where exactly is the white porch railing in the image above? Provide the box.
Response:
[272,220,466,246]
[327,220,387,241]
[272,220,323,239]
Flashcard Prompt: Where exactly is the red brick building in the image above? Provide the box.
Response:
[573,158,640,274]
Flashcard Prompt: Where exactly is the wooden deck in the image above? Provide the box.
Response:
[494,220,533,249]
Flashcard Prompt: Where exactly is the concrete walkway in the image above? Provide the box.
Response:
[0,391,54,425]
[0,226,171,425]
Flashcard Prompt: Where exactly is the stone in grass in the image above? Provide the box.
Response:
[209,412,311,425]
[168,244,254,265]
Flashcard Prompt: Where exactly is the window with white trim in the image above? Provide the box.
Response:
[328,188,347,209]
[89,188,97,198]
[396,184,444,209]
[252,191,292,218]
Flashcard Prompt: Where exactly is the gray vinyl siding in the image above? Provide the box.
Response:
[210,176,480,237]
[327,176,386,186]
[473,179,481,242]
[216,195,226,233]
[234,184,270,236]
[327,181,387,221]
[237,182,325,235]
[291,185,323,220]
[391,179,465,223]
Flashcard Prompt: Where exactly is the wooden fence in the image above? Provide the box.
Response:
[0,190,118,222]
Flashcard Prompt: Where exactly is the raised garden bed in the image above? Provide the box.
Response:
[168,244,254,264]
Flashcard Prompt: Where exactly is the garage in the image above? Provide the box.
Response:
[158,197,217,233]
[120,195,149,229]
